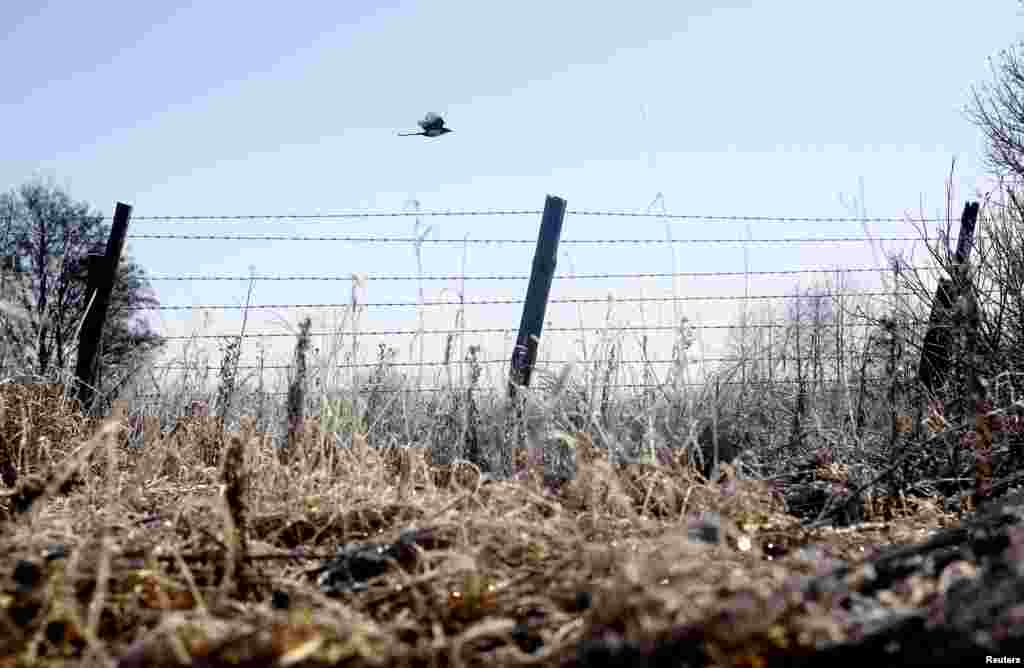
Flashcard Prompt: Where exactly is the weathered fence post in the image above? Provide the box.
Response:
[502,195,567,474]
[913,201,991,501]
[508,195,567,397]
[917,201,980,396]
[75,202,132,412]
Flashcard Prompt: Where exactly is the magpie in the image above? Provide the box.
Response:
[398,112,453,138]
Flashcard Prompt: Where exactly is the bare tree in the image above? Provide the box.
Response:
[0,179,163,400]
[966,43,1024,181]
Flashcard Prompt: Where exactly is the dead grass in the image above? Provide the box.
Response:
[0,379,964,667]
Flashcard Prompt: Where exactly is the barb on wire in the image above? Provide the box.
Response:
[131,290,919,311]
[145,265,935,282]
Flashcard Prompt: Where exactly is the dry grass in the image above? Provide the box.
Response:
[0,383,963,667]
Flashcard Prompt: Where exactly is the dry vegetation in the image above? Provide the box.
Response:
[3,198,1024,666]
[0,376,962,668]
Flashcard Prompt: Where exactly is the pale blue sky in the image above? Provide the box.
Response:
[2,1,1021,391]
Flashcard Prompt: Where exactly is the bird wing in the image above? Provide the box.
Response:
[419,112,445,131]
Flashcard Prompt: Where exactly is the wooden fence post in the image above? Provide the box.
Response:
[508,195,567,398]
[500,195,566,475]
[917,201,980,396]
[75,202,133,412]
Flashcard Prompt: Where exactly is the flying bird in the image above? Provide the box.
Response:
[398,112,453,138]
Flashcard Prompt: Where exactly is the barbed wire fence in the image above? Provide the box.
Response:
[107,203,957,404]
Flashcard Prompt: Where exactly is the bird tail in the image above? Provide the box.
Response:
[397,131,420,136]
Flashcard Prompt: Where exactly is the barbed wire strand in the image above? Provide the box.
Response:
[132,377,892,399]
[151,352,865,371]
[115,209,947,224]
[127,232,925,244]
[145,265,934,282]
[132,289,919,311]
[156,321,875,341]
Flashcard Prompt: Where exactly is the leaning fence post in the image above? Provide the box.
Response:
[508,195,567,397]
[502,195,567,475]
[917,201,980,397]
[75,202,133,412]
